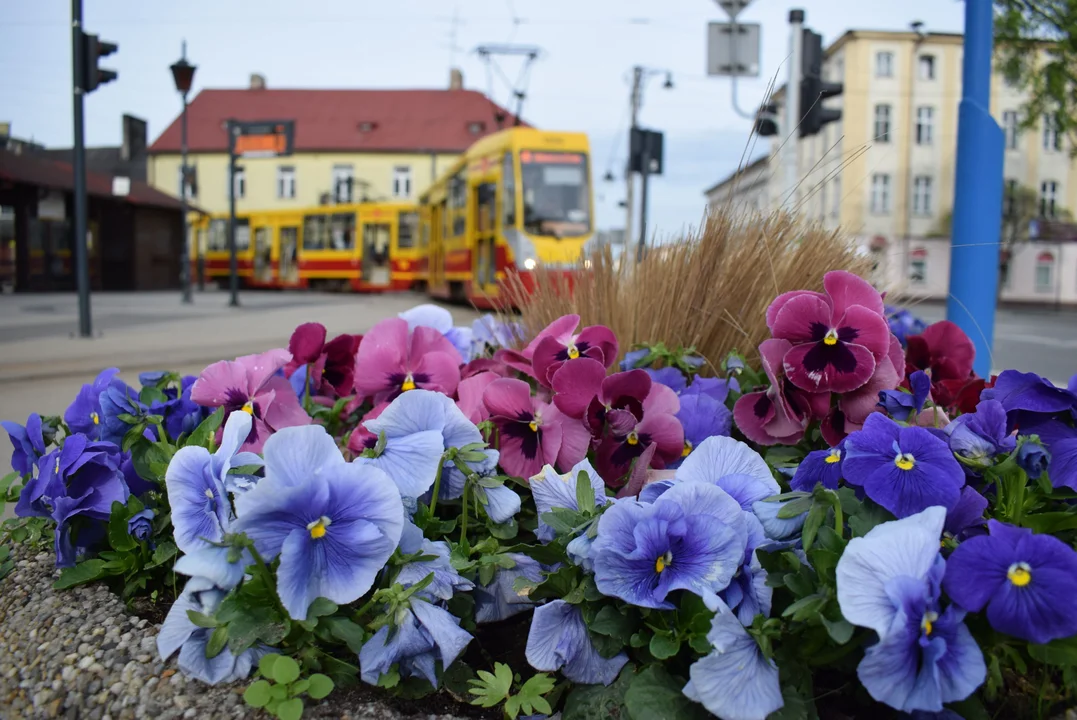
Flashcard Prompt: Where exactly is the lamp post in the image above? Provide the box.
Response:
[170,42,196,303]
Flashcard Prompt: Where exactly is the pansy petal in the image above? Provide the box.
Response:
[288,322,327,366]
[399,304,454,334]
[236,349,291,395]
[824,269,885,318]
[484,378,535,419]
[216,411,253,466]
[457,371,499,424]
[411,598,473,669]
[190,361,249,407]
[686,612,784,720]
[355,429,445,498]
[551,357,607,418]
[260,376,313,431]
[165,446,229,552]
[784,340,877,394]
[482,484,522,523]
[260,424,344,490]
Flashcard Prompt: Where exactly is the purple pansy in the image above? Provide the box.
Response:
[2,413,47,476]
[354,317,462,403]
[1015,439,1050,479]
[790,445,844,492]
[732,338,830,447]
[127,509,155,543]
[983,369,1077,427]
[878,370,931,422]
[842,414,965,518]
[674,393,733,466]
[359,596,473,688]
[944,400,1016,470]
[64,367,120,441]
[525,600,628,686]
[645,366,688,395]
[721,513,773,625]
[1018,416,1077,491]
[98,374,149,446]
[944,520,1077,644]
[531,315,618,388]
[474,553,545,623]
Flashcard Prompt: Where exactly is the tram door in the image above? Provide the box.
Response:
[253,227,272,283]
[361,221,392,287]
[278,227,298,285]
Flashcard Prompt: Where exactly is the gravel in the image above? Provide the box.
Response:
[0,546,468,720]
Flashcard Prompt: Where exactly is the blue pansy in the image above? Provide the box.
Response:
[645,367,687,395]
[684,375,737,403]
[592,481,747,610]
[721,513,773,625]
[673,435,780,510]
[751,498,808,541]
[878,371,931,422]
[2,413,47,476]
[525,599,628,686]
[127,509,155,543]
[359,596,473,688]
[674,394,733,467]
[530,460,608,543]
[836,507,985,713]
[64,368,120,442]
[683,599,784,720]
[165,411,262,553]
[395,540,474,601]
[790,445,844,492]
[619,348,650,371]
[399,304,473,360]
[1019,416,1077,490]
[157,577,270,685]
[1015,439,1050,479]
[233,425,404,620]
[944,400,1016,471]
[98,375,150,446]
[474,553,545,623]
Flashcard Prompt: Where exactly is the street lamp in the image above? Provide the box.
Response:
[170,41,196,303]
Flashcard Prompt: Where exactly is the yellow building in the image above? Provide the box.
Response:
[147,72,524,214]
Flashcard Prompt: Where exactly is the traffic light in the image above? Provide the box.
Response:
[798,29,841,138]
[754,102,779,137]
[82,33,118,93]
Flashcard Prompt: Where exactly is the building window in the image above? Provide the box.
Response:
[1043,114,1062,152]
[918,54,936,80]
[909,248,927,286]
[831,174,841,218]
[875,51,894,78]
[1004,178,1018,218]
[332,164,354,203]
[177,166,196,200]
[1036,252,1055,292]
[1003,111,1019,150]
[874,104,892,143]
[916,106,934,145]
[871,174,891,214]
[913,176,933,216]
[1040,180,1059,218]
[392,166,412,199]
[231,167,245,199]
[277,166,296,200]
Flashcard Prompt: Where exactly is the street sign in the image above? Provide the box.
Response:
[716,0,751,19]
[229,120,295,158]
[707,22,761,77]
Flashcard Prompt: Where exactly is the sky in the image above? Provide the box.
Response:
[2,0,965,238]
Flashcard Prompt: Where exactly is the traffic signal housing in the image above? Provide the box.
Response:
[798,29,841,138]
[754,102,779,137]
[83,33,118,93]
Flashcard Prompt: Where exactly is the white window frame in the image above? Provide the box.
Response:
[1043,114,1061,152]
[392,165,412,199]
[1040,180,1059,218]
[916,106,934,146]
[231,167,245,200]
[276,166,296,200]
[332,164,354,203]
[913,175,933,216]
[918,54,936,80]
[909,256,927,286]
[1036,255,1055,292]
[871,173,891,214]
[1003,111,1019,150]
[875,51,894,78]
[874,104,892,143]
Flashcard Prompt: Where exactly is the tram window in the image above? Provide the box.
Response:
[303,215,328,250]
[235,221,250,251]
[329,213,356,250]
[208,219,227,251]
[477,184,496,233]
[502,152,516,225]
[398,211,418,249]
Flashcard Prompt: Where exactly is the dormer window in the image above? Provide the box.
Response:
[468,121,486,135]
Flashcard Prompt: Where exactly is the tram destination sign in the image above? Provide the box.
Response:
[229,120,295,158]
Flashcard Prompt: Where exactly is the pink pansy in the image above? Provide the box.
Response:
[190,349,311,453]
[495,314,580,380]
[354,317,462,403]
[346,402,388,455]
[551,357,607,419]
[733,339,830,446]
[531,317,618,388]
[588,371,685,488]
[284,322,363,398]
[818,334,906,446]
[768,271,892,394]
[457,371,500,424]
[483,378,590,479]
[461,357,512,380]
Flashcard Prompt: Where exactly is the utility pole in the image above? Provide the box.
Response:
[227,121,240,307]
[783,9,804,211]
[625,66,643,246]
[71,0,91,338]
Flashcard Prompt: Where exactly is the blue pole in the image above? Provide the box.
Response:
[947,0,1004,378]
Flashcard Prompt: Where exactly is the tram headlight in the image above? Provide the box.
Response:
[523,257,537,271]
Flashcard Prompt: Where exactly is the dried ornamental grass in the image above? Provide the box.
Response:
[505,209,874,371]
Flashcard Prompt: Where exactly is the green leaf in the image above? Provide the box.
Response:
[259,653,280,678]
[323,617,367,655]
[468,662,514,708]
[624,665,709,720]
[140,387,169,406]
[781,593,827,621]
[271,655,301,684]
[205,626,228,659]
[576,470,596,514]
[304,598,338,621]
[290,679,310,696]
[540,508,583,535]
[186,408,224,449]
[1028,636,1077,666]
[800,502,826,552]
[306,673,334,700]
[1020,511,1077,534]
[276,697,304,720]
[107,501,136,552]
[244,679,272,708]
[777,496,813,519]
[848,500,893,537]
[53,559,108,590]
[186,610,219,628]
[526,564,579,603]
[562,665,633,720]
[820,614,854,644]
[147,540,178,568]
[589,605,635,643]
[648,633,681,660]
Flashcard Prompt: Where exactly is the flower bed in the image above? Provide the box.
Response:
[3,274,1077,720]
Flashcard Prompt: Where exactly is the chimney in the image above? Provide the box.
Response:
[250,73,266,90]
[449,68,463,90]
[121,115,147,161]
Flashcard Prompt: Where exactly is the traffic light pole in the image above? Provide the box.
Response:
[625,66,643,252]
[227,124,240,307]
[71,0,92,338]
[636,142,651,264]
[782,10,804,211]
[947,0,1003,378]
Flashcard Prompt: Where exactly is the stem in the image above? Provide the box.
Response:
[428,451,450,515]
[352,594,379,625]
[303,366,312,414]
[459,479,470,547]
[833,499,844,538]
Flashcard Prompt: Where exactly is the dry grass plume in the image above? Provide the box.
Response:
[504,209,873,372]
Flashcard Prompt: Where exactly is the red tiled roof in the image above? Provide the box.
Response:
[148,88,528,154]
[0,150,187,211]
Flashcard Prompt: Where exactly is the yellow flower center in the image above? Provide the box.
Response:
[894,453,915,471]
[823,328,839,346]
[1007,562,1032,587]
[825,449,841,464]
[626,431,639,446]
[401,375,416,392]
[921,611,937,636]
[682,441,693,457]
[528,420,539,432]
[55,456,61,474]
[567,344,580,360]
[655,551,672,573]
[91,411,100,425]
[240,401,254,415]
[307,516,332,540]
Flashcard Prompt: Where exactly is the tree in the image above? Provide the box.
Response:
[995,1,1077,149]
[931,182,1048,242]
